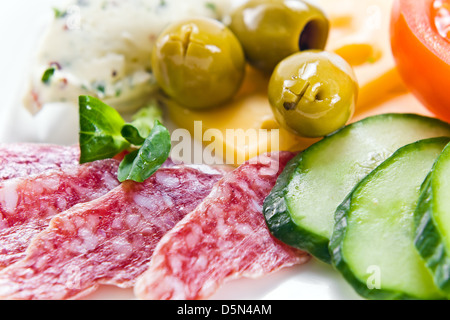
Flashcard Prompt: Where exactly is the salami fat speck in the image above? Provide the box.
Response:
[0,144,80,181]
[134,152,310,300]
[0,165,228,300]
[0,159,120,268]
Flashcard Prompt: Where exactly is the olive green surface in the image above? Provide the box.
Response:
[151,17,246,110]
[268,50,358,138]
[229,0,329,73]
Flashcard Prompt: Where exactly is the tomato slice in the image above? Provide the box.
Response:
[391,0,450,122]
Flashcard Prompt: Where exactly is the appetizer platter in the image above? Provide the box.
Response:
[1,0,450,300]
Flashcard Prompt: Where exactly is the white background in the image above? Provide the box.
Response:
[0,0,361,300]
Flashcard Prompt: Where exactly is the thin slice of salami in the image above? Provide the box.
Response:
[0,165,229,300]
[134,152,310,300]
[0,159,120,268]
[0,144,80,181]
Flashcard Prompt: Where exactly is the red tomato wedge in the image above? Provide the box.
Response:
[391,0,450,122]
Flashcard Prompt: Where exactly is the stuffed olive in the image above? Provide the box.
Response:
[152,17,246,109]
[268,50,358,138]
[229,0,329,73]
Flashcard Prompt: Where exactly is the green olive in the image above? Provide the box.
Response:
[151,17,246,109]
[228,0,329,73]
[268,50,358,138]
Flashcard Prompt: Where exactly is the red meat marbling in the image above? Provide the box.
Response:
[0,165,229,300]
[0,159,120,268]
[134,152,310,300]
[0,144,80,181]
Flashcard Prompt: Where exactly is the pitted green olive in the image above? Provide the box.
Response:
[268,50,358,138]
[229,0,329,73]
[151,17,246,109]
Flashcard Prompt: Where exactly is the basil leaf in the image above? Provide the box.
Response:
[118,120,171,183]
[121,101,164,146]
[121,124,146,146]
[78,96,171,183]
[79,95,130,164]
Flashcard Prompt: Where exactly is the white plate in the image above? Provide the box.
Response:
[0,0,361,300]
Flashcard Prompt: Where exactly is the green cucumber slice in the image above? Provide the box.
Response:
[329,137,449,300]
[263,114,450,263]
[415,142,450,294]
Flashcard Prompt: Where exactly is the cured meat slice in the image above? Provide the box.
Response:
[0,165,229,300]
[0,144,80,181]
[134,152,310,300]
[0,159,120,268]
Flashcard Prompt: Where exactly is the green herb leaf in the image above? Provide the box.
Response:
[79,95,130,164]
[42,67,55,84]
[121,101,164,146]
[118,120,171,183]
[205,2,217,13]
[79,96,171,183]
[130,101,164,138]
[121,124,146,146]
[53,8,67,18]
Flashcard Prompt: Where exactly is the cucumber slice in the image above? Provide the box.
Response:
[415,142,450,294]
[263,114,450,263]
[329,137,449,300]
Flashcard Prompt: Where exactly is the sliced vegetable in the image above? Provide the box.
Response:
[415,142,450,294]
[330,137,449,300]
[79,95,171,183]
[118,121,171,183]
[263,114,450,263]
[391,0,450,122]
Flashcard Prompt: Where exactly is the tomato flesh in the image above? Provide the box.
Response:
[391,0,450,122]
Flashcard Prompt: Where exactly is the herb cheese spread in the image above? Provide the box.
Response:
[23,0,228,113]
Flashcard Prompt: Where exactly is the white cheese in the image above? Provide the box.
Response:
[23,0,229,114]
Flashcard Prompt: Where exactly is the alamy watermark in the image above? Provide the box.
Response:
[366,265,381,290]
[170,121,281,173]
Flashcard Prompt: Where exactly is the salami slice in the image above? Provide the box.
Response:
[0,159,120,268]
[0,144,80,181]
[0,165,229,300]
[134,152,310,300]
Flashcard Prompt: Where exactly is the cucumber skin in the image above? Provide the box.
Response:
[263,113,450,264]
[329,138,450,300]
[414,172,450,294]
[263,152,332,263]
[330,196,419,300]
